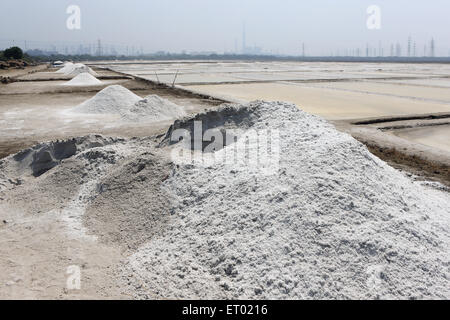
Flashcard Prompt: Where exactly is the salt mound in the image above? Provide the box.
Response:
[72,85,142,114]
[55,62,73,73]
[62,72,102,86]
[55,62,98,76]
[0,135,122,182]
[66,63,98,76]
[124,101,450,299]
[120,95,186,122]
[2,101,449,299]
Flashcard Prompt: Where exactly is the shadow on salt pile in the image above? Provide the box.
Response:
[160,103,261,152]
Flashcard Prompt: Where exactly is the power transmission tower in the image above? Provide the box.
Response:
[430,38,435,57]
[96,39,102,56]
[242,22,246,53]
[407,36,411,57]
[395,42,401,57]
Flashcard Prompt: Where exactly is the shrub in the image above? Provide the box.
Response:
[4,46,23,60]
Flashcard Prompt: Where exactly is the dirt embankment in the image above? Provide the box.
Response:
[335,116,450,189]
[0,63,47,83]
[365,143,450,188]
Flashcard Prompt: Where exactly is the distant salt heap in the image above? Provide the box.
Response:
[72,85,141,114]
[66,63,98,76]
[120,95,186,122]
[56,62,98,76]
[55,62,74,74]
[62,72,102,86]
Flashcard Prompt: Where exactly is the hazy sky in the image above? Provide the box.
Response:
[1,0,449,55]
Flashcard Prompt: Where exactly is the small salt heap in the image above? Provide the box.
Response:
[120,95,186,122]
[66,64,98,76]
[56,62,98,76]
[71,85,141,114]
[62,72,102,86]
[55,62,74,74]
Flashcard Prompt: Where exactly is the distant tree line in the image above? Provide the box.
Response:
[30,53,450,64]
[7,47,450,64]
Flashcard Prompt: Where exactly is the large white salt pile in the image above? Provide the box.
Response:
[1,101,449,300]
[62,72,102,86]
[123,101,450,300]
[71,85,141,114]
[120,95,186,122]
